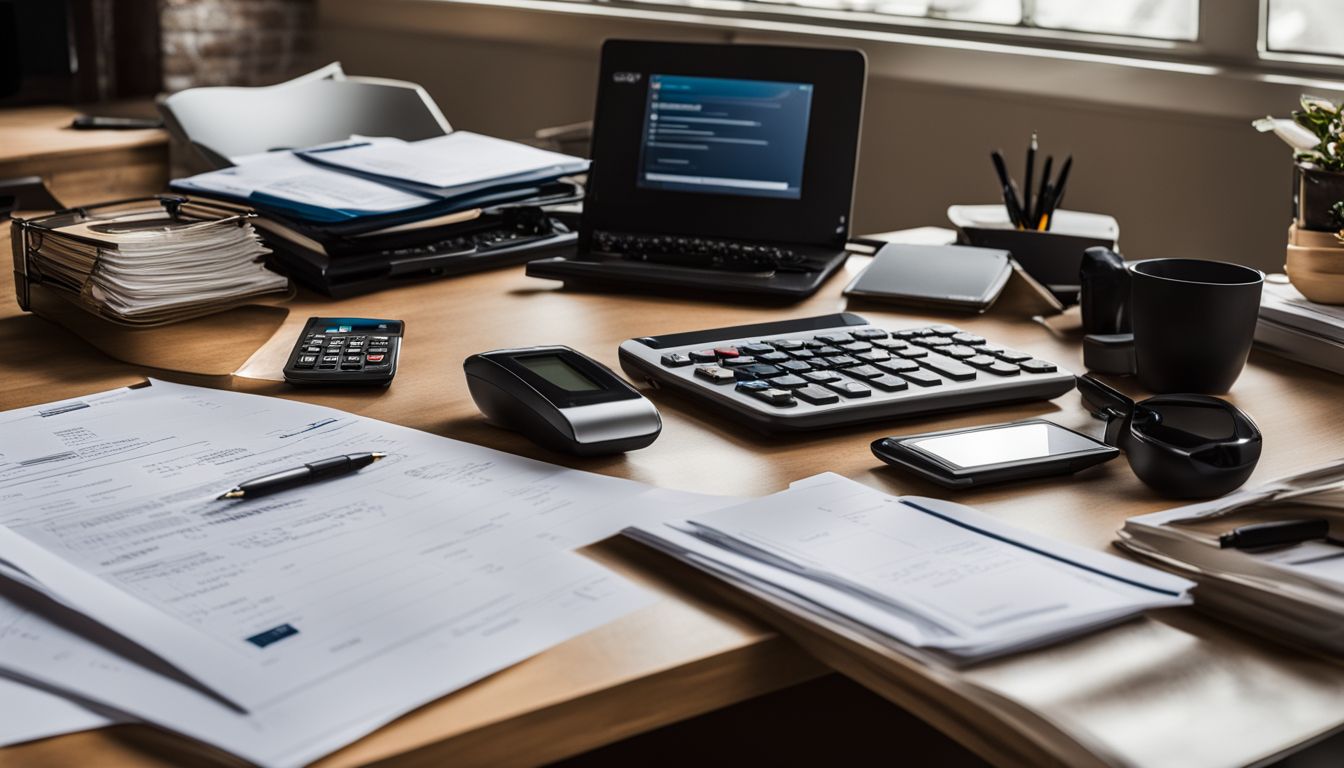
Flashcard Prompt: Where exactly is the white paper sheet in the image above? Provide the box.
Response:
[0,676,116,748]
[0,380,738,764]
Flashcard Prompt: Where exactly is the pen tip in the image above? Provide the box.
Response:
[218,490,244,500]
[372,452,387,461]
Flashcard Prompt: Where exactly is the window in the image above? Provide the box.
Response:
[1265,0,1344,58]
[700,0,1200,41]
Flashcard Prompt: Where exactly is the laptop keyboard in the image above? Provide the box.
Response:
[592,230,813,272]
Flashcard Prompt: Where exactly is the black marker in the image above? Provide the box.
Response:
[1218,518,1331,550]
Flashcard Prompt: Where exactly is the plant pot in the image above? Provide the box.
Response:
[1294,163,1344,231]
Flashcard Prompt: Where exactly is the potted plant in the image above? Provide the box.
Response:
[1255,95,1344,232]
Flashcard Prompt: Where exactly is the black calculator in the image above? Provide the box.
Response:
[283,317,403,386]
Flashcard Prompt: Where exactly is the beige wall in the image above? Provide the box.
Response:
[317,24,1296,273]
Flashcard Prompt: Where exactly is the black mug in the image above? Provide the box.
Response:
[1130,259,1263,393]
[1081,254,1264,394]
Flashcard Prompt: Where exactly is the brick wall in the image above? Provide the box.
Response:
[160,0,316,92]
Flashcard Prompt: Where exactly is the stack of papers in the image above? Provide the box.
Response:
[23,205,287,325]
[1256,280,1344,375]
[1118,460,1344,653]
[0,380,732,760]
[173,132,588,225]
[626,474,1193,665]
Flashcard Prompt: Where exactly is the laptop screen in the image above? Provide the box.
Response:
[636,74,814,200]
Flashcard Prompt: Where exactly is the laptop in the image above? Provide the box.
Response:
[526,40,867,300]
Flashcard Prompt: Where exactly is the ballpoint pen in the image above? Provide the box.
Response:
[1219,518,1335,550]
[1022,132,1037,228]
[217,452,387,500]
[1034,155,1053,230]
[990,150,1024,228]
[1041,154,1073,231]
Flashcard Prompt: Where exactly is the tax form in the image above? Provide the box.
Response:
[0,380,729,762]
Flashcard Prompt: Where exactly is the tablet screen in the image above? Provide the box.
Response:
[908,422,1103,469]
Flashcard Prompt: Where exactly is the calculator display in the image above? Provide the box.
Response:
[321,319,400,334]
[519,355,601,392]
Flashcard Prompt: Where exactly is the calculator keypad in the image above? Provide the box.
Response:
[635,324,1071,420]
[287,322,400,384]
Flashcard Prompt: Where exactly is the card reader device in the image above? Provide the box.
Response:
[465,346,661,455]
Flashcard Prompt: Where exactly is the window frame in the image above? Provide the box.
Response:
[1258,0,1344,69]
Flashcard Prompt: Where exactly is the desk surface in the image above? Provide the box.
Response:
[4,235,1344,767]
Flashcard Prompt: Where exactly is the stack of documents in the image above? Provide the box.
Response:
[0,380,730,760]
[1118,460,1344,653]
[20,204,287,325]
[173,132,587,226]
[1255,280,1344,375]
[626,474,1193,665]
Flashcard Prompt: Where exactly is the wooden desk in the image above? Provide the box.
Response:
[3,237,1344,767]
[0,105,168,205]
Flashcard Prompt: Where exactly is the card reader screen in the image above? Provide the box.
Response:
[519,355,602,392]
[637,74,813,200]
[909,423,1101,469]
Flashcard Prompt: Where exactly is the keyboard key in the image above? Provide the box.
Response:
[778,360,812,373]
[733,364,784,380]
[929,324,961,334]
[295,354,317,368]
[808,357,835,369]
[770,374,809,389]
[714,347,740,358]
[871,338,908,350]
[838,341,873,352]
[856,350,891,363]
[788,349,816,360]
[875,358,919,374]
[803,339,829,349]
[964,355,998,369]
[695,365,736,384]
[824,355,860,368]
[803,370,841,383]
[920,336,954,347]
[750,387,796,406]
[303,345,321,354]
[767,338,804,350]
[1020,359,1059,373]
[367,346,389,355]
[690,349,718,362]
[986,361,1021,375]
[920,355,977,381]
[952,332,986,345]
[758,351,791,363]
[895,328,931,339]
[793,385,840,404]
[898,369,943,387]
[815,332,853,344]
[824,380,872,398]
[895,346,929,358]
[320,354,341,364]
[735,379,771,393]
[869,374,909,392]
[813,345,842,356]
[851,328,889,340]
[721,356,758,367]
[995,349,1033,362]
[739,343,775,355]
[841,364,884,380]
[661,352,693,367]
[942,345,978,359]
[365,353,386,363]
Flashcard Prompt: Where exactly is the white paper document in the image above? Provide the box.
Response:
[0,380,736,765]
[297,131,588,191]
[627,474,1193,663]
[0,676,116,747]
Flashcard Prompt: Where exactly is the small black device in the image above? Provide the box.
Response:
[464,346,661,456]
[871,419,1118,489]
[527,40,867,300]
[618,313,1076,432]
[283,317,403,386]
[1078,374,1262,499]
[843,243,1013,313]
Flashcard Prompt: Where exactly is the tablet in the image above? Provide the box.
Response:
[582,40,867,249]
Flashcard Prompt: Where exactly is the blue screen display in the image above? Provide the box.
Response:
[637,74,813,200]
